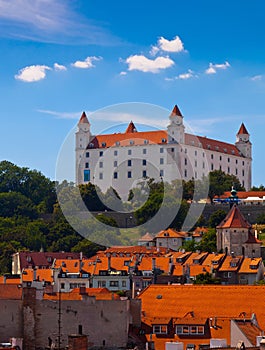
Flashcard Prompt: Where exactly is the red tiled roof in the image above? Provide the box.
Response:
[0,276,21,284]
[43,287,120,301]
[216,205,251,229]
[237,123,249,135]
[0,284,22,299]
[235,320,262,345]
[239,258,262,274]
[22,268,53,283]
[217,191,265,199]
[155,228,188,239]
[125,121,137,133]
[170,105,183,117]
[79,111,89,124]
[138,233,154,242]
[218,255,243,272]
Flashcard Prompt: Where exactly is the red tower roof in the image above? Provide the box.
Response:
[170,105,183,117]
[125,121,137,133]
[79,111,89,124]
[216,204,251,229]
[237,123,249,135]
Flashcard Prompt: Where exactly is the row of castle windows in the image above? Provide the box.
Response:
[94,170,165,181]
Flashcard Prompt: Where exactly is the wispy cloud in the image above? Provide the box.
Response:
[37,109,82,119]
[15,65,51,82]
[125,55,174,73]
[71,56,102,69]
[150,35,186,56]
[251,75,263,81]
[0,0,120,45]
[54,63,67,71]
[205,61,230,74]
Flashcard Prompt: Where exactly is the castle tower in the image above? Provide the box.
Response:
[216,204,260,257]
[235,123,252,158]
[75,112,91,184]
[167,105,185,144]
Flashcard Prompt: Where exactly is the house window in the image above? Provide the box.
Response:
[176,326,204,335]
[143,148,147,154]
[128,160,132,166]
[143,159,147,166]
[99,151,103,157]
[128,171,132,178]
[98,280,106,287]
[60,283,65,289]
[109,281,119,287]
[113,172,118,179]
[86,152,89,158]
[160,158,164,165]
[153,325,167,334]
[122,281,127,288]
[128,149,132,155]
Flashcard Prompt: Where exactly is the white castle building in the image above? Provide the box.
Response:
[75,105,252,198]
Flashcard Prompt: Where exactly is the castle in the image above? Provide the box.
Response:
[75,105,252,197]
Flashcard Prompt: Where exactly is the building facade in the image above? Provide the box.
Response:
[75,105,252,198]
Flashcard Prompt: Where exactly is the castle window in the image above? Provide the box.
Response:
[236,168,238,175]
[203,162,205,169]
[185,149,187,154]
[211,163,214,170]
[220,155,222,161]
[99,173,103,180]
[236,159,238,164]
[211,154,213,159]
[99,162,103,168]
[114,150,118,156]
[224,148,227,153]
[185,158,187,166]
[86,152,90,158]
[219,165,222,171]
[228,167,230,173]
[232,150,235,154]
[128,160,132,166]
[215,146,219,150]
[207,145,211,149]
[160,158,164,165]
[195,150,197,156]
[143,148,147,154]
[143,170,147,178]
[85,162,89,168]
[113,172,118,179]
[195,160,197,167]
[195,171,197,179]
[160,170,164,177]
[228,157,230,162]
[99,151,103,157]
[114,160,117,167]
[128,149,132,155]
[160,148,164,153]
[142,159,147,166]
[202,152,205,157]
[128,171,132,178]
[242,161,245,166]
[242,169,245,176]
[184,169,187,177]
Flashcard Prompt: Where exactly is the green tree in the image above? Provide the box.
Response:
[208,209,227,228]
[198,228,217,253]
[193,271,221,284]
[0,192,38,219]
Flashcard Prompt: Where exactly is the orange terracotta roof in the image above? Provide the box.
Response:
[170,105,183,117]
[54,259,84,273]
[238,258,262,274]
[79,111,89,124]
[0,284,22,299]
[43,288,120,301]
[155,228,188,239]
[217,255,243,272]
[125,121,137,133]
[138,232,154,241]
[216,205,251,229]
[0,276,21,284]
[235,320,262,345]
[22,268,54,283]
[184,252,208,266]
[237,123,249,135]
[245,232,262,244]
[217,191,265,199]
[202,253,225,268]
[102,246,169,256]
[137,284,265,330]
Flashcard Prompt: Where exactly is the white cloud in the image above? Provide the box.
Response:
[54,63,67,71]
[119,71,127,76]
[149,45,160,56]
[157,36,185,53]
[205,61,230,74]
[177,69,195,80]
[37,109,82,119]
[126,55,174,73]
[15,65,51,82]
[251,75,262,81]
[0,0,120,45]
[71,56,102,69]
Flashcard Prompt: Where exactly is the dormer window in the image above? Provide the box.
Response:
[116,141,120,146]
[26,256,32,262]
[130,140,134,145]
[89,143,94,148]
[161,138,166,143]
[207,145,211,149]
[101,142,106,147]
[144,140,149,144]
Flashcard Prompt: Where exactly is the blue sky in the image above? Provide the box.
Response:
[1,0,265,186]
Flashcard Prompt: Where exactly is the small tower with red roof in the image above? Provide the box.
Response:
[235,123,252,158]
[75,112,92,184]
[167,104,185,144]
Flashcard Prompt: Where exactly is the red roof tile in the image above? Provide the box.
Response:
[216,205,251,229]
[0,284,22,299]
[237,123,249,135]
[125,121,137,133]
[170,105,183,117]
[79,111,89,124]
